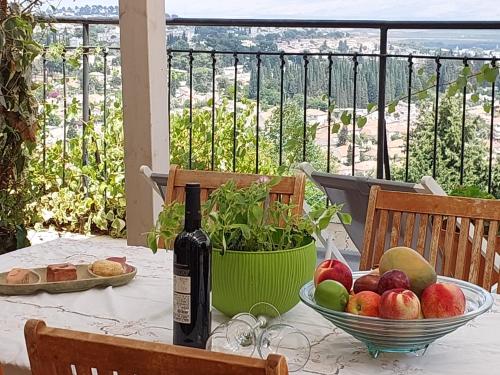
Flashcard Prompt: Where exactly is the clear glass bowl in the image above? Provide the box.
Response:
[299,271,494,358]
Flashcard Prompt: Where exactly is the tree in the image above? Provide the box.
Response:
[337,125,348,146]
[393,96,493,194]
[264,103,330,172]
[346,144,353,166]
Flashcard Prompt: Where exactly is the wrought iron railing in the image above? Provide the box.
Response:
[35,16,500,195]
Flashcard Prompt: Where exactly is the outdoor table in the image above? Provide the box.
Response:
[0,237,499,375]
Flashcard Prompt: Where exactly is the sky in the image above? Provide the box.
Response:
[56,0,500,21]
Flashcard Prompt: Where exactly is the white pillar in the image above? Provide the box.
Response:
[119,0,169,246]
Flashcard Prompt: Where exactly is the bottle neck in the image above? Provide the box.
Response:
[184,184,202,232]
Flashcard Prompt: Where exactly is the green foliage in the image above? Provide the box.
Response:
[0,3,43,251]
[26,98,127,237]
[170,98,275,174]
[149,179,348,254]
[449,185,495,200]
[393,95,500,197]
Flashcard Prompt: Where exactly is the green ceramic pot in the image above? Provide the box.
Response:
[212,239,317,317]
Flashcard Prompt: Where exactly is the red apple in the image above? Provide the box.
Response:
[421,283,466,318]
[353,274,380,294]
[346,291,381,317]
[314,259,352,291]
[379,288,421,320]
[377,269,411,295]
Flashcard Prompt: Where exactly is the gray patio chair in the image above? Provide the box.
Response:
[297,162,427,254]
[139,165,168,200]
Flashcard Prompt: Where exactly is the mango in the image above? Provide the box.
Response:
[379,246,437,296]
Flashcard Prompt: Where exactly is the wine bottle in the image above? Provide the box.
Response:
[173,183,211,349]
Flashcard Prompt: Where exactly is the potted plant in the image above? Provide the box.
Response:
[148,178,349,316]
[0,1,43,253]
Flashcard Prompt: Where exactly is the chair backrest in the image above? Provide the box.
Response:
[165,165,306,217]
[25,320,288,375]
[360,186,500,293]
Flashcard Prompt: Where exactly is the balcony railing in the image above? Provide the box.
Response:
[34,17,500,200]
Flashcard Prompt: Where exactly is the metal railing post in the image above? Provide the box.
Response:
[377,27,388,179]
[82,23,90,192]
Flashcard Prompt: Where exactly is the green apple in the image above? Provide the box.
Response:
[314,280,349,312]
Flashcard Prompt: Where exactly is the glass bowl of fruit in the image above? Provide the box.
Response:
[299,247,494,358]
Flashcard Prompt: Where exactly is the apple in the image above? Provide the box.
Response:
[379,288,421,320]
[346,291,381,317]
[421,283,466,318]
[314,259,352,291]
[377,269,411,295]
[353,274,380,294]
[314,280,350,312]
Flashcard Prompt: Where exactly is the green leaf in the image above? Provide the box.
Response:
[207,98,214,106]
[331,122,341,133]
[417,67,424,76]
[357,116,367,128]
[367,102,377,113]
[147,232,158,254]
[340,111,352,125]
[337,212,352,225]
[418,90,429,100]
[471,93,480,103]
[485,66,499,83]
[483,102,492,113]
[387,100,398,114]
[447,84,459,97]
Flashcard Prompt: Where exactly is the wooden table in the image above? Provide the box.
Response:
[0,237,499,375]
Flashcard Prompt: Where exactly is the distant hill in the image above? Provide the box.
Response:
[45,5,179,19]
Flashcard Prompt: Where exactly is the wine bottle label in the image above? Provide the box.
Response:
[173,292,191,324]
[174,274,191,294]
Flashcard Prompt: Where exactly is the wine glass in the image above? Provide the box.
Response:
[207,302,311,372]
[206,302,280,356]
[205,317,257,356]
[258,323,311,372]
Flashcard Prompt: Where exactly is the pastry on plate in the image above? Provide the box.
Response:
[91,260,124,277]
[47,263,77,282]
[6,268,32,284]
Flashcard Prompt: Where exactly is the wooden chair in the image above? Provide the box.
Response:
[165,165,306,216]
[25,320,288,375]
[360,186,500,293]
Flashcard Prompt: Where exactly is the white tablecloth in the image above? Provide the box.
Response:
[0,237,499,375]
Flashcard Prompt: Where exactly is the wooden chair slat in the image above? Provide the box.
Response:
[360,186,380,270]
[269,193,278,206]
[428,215,443,268]
[290,172,306,216]
[403,213,416,248]
[165,164,179,204]
[282,194,290,205]
[75,365,93,375]
[468,219,485,285]
[416,214,429,255]
[200,189,209,204]
[454,217,471,280]
[25,320,288,375]
[55,363,73,375]
[376,190,500,220]
[390,211,402,248]
[443,216,457,277]
[483,220,499,290]
[374,210,389,264]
